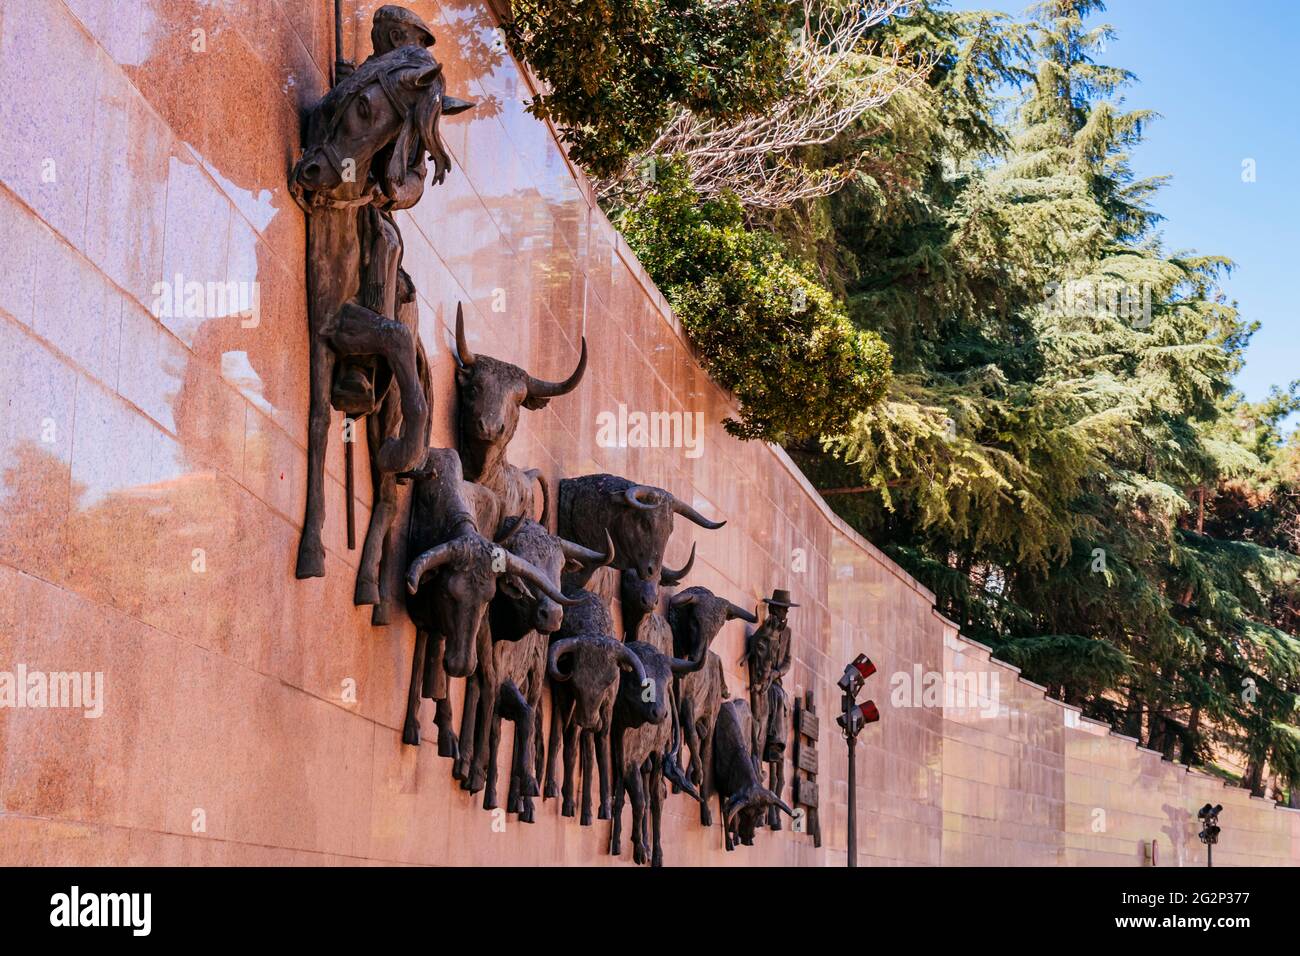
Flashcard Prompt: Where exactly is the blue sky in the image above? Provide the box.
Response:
[946,0,1299,428]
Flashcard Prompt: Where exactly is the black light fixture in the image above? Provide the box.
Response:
[1197,803,1222,867]
[839,653,879,868]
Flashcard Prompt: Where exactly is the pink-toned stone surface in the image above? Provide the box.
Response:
[0,0,1296,866]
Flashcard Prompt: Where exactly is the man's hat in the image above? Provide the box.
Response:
[374,5,436,47]
[763,588,800,608]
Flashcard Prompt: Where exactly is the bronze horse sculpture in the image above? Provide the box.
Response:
[289,43,471,616]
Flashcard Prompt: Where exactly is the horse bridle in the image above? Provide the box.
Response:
[299,63,430,210]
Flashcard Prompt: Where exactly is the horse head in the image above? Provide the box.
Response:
[291,45,473,209]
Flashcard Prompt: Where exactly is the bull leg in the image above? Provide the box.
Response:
[295,338,334,578]
[466,675,493,794]
[455,673,481,785]
[650,763,664,868]
[424,636,458,759]
[544,686,566,800]
[596,719,612,820]
[609,765,625,857]
[680,699,701,789]
[699,719,715,826]
[356,413,393,608]
[561,720,579,817]
[401,630,428,745]
[579,729,594,826]
[721,791,733,851]
[483,706,502,811]
[329,303,427,474]
[629,770,647,865]
[500,681,538,798]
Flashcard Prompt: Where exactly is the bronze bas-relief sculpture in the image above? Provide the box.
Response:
[559,475,723,627]
[545,585,644,824]
[461,517,612,818]
[453,308,586,520]
[279,8,823,867]
[712,699,795,851]
[290,10,472,613]
[666,587,757,825]
[743,589,798,829]
[401,448,572,748]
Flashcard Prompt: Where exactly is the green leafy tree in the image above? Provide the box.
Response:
[614,161,892,441]
[504,0,790,176]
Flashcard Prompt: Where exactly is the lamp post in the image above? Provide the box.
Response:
[1197,803,1222,867]
[836,653,879,868]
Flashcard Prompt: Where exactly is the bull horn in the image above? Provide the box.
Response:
[762,788,795,818]
[610,639,648,686]
[667,587,698,609]
[495,513,528,546]
[454,302,475,367]
[525,338,587,399]
[547,637,582,682]
[621,485,661,510]
[503,551,583,607]
[726,601,758,623]
[405,540,459,593]
[671,495,725,530]
[560,530,615,568]
[660,543,696,586]
[669,653,705,675]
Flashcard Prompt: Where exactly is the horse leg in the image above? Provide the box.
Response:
[609,764,625,857]
[329,304,427,474]
[401,630,428,746]
[296,337,334,578]
[501,680,538,798]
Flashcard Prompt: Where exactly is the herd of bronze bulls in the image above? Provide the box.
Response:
[288,8,794,865]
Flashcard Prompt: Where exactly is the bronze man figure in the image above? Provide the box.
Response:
[743,588,799,830]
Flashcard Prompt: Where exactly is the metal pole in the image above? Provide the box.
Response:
[1207,842,1213,868]
[333,0,343,84]
[845,691,856,869]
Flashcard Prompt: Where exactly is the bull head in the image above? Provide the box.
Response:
[406,531,578,676]
[548,636,646,727]
[667,586,758,664]
[453,304,587,470]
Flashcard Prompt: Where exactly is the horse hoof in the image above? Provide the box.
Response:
[437,735,458,760]
[543,782,559,799]
[580,810,592,827]
[295,543,326,579]
[561,800,575,818]
[401,722,420,746]
[370,603,391,626]
[519,804,535,824]
[521,776,540,799]
[354,578,381,606]
[465,769,486,793]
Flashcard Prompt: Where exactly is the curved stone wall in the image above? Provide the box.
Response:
[0,0,1295,865]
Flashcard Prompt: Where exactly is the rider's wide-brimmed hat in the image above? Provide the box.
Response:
[763,588,800,608]
[374,5,436,47]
